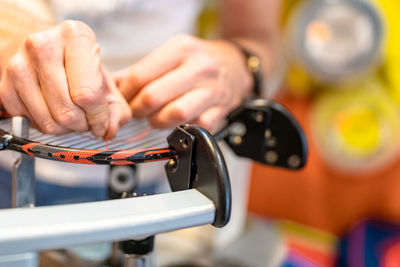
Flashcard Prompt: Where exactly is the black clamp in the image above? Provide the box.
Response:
[219,98,308,170]
[163,99,308,227]
[165,125,231,228]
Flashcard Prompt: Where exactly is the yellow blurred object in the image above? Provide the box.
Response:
[335,106,380,157]
[196,0,218,38]
[278,220,338,254]
[311,81,400,172]
[378,0,400,105]
[286,65,315,97]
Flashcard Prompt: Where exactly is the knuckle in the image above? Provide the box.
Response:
[175,34,200,53]
[62,20,96,41]
[55,106,80,126]
[170,106,189,123]
[197,116,213,130]
[149,117,168,129]
[193,57,219,78]
[71,88,98,106]
[25,33,56,62]
[25,32,48,52]
[40,121,59,135]
[62,20,85,33]
[7,55,26,77]
[141,92,160,109]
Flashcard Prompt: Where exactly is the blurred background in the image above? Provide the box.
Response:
[199,0,400,266]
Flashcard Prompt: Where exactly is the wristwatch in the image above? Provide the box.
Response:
[235,44,263,96]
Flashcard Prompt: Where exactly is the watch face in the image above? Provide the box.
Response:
[287,0,384,82]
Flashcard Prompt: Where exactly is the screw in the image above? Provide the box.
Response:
[288,155,301,169]
[166,158,177,172]
[228,122,247,137]
[265,129,272,139]
[179,138,188,149]
[252,111,264,123]
[266,138,276,147]
[229,135,242,145]
[265,151,278,164]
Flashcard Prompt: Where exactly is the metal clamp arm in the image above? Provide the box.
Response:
[165,125,232,228]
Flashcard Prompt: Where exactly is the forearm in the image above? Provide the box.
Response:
[220,0,282,94]
[0,0,53,72]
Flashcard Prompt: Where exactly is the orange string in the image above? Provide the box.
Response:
[105,132,109,150]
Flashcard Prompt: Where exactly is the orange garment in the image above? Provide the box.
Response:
[248,93,400,235]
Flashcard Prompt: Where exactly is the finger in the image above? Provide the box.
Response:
[130,58,214,119]
[191,106,227,133]
[112,68,129,88]
[63,21,109,137]
[118,35,198,100]
[0,66,29,117]
[107,100,131,139]
[147,87,216,128]
[11,54,69,134]
[103,67,132,139]
[25,30,88,132]
[0,66,42,130]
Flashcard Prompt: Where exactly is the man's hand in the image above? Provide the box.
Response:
[114,35,253,132]
[0,20,131,138]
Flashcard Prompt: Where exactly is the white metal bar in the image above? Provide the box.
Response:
[0,189,215,255]
[0,253,37,267]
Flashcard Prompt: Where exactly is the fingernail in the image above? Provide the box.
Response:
[91,123,107,137]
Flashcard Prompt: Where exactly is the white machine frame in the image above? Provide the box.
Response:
[0,117,219,267]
